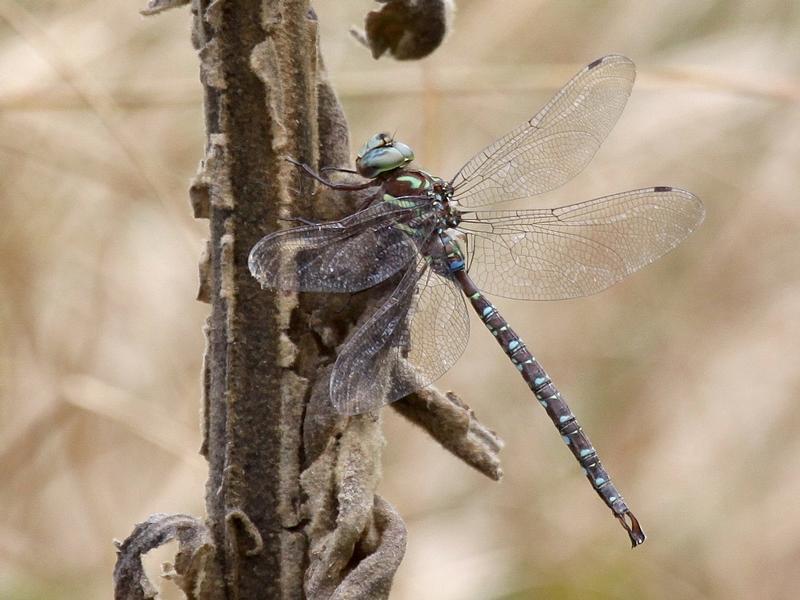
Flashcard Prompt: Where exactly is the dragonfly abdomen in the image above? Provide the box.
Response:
[454,269,645,547]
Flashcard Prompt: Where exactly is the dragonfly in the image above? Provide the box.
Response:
[249,55,704,547]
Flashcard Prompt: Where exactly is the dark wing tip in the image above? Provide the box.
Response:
[653,186,706,228]
[587,54,634,70]
[587,56,605,69]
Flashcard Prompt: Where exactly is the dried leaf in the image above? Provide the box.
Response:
[140,0,190,17]
[113,513,217,600]
[393,387,504,480]
[353,0,453,60]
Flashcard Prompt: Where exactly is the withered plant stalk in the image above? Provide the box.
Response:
[114,2,500,598]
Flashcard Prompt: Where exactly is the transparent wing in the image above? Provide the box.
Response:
[458,187,704,300]
[331,255,470,415]
[248,200,432,293]
[450,55,636,208]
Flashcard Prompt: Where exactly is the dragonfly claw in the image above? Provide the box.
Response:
[284,155,302,166]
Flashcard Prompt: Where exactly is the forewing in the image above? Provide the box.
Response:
[451,55,636,208]
[459,187,704,300]
[248,201,429,293]
[330,257,470,415]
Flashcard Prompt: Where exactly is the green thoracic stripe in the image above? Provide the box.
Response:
[384,193,419,208]
[396,174,430,189]
[393,222,417,236]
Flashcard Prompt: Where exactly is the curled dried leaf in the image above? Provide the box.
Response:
[328,495,407,600]
[140,0,190,17]
[353,0,453,60]
[393,386,504,480]
[113,513,216,600]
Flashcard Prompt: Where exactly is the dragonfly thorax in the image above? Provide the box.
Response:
[433,180,461,229]
[380,169,461,233]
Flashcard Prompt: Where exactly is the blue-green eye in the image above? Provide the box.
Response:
[356,135,415,177]
[357,147,407,177]
[357,133,392,159]
[392,141,414,163]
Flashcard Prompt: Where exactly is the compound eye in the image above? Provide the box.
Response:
[357,132,391,158]
[391,140,414,163]
[357,146,406,177]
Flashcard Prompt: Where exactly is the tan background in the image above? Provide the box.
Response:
[1,1,799,598]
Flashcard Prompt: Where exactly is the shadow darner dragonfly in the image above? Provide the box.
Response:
[249,55,705,547]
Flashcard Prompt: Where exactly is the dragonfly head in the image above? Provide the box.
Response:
[356,132,414,178]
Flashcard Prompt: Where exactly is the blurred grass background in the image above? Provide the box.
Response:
[1,1,799,598]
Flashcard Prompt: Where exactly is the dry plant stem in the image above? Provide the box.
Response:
[115,0,500,597]
[192,0,321,596]
[192,0,410,597]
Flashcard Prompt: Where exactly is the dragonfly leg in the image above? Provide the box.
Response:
[285,156,376,191]
[319,165,359,175]
[278,216,320,226]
